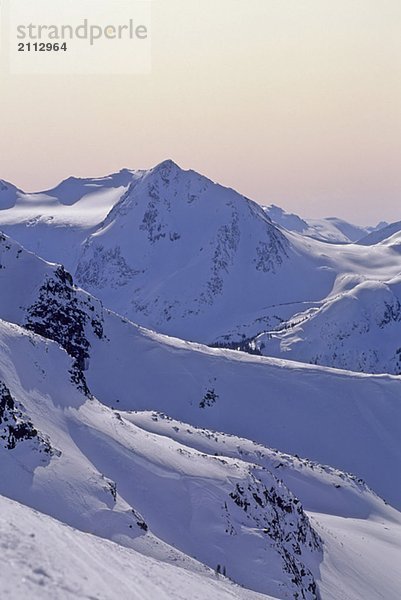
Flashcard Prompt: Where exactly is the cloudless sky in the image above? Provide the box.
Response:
[0,0,400,224]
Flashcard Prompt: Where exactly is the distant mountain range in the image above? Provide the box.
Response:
[263,203,387,243]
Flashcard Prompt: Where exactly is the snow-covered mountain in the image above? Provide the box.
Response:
[252,275,401,375]
[357,220,401,246]
[0,162,396,347]
[0,169,137,271]
[263,204,386,244]
[1,162,316,341]
[74,160,309,342]
[0,179,23,209]
[1,162,401,598]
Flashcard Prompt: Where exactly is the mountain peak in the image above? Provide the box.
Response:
[150,159,183,177]
[0,179,21,210]
[0,179,20,192]
[154,158,180,169]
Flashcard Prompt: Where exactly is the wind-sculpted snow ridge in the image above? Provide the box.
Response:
[125,412,401,600]
[128,411,391,519]
[0,318,322,599]
[253,276,401,375]
[130,413,363,483]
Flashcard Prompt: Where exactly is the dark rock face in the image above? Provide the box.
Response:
[0,381,53,454]
[76,245,143,290]
[25,266,104,395]
[227,476,321,599]
[210,337,262,355]
[199,388,219,409]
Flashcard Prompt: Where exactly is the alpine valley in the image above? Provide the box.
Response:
[1,161,400,600]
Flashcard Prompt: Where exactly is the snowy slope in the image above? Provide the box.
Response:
[84,318,401,510]
[322,217,377,243]
[0,318,322,599]
[0,170,138,271]
[0,231,401,509]
[1,316,401,599]
[253,275,401,375]
[112,412,401,600]
[1,211,401,596]
[0,496,269,600]
[126,410,400,522]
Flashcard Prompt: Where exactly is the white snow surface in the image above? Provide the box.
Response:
[254,275,401,374]
[0,494,268,600]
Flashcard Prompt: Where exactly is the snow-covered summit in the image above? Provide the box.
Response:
[74,162,294,340]
[0,179,23,210]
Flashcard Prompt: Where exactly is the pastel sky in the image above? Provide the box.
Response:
[1,0,400,224]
